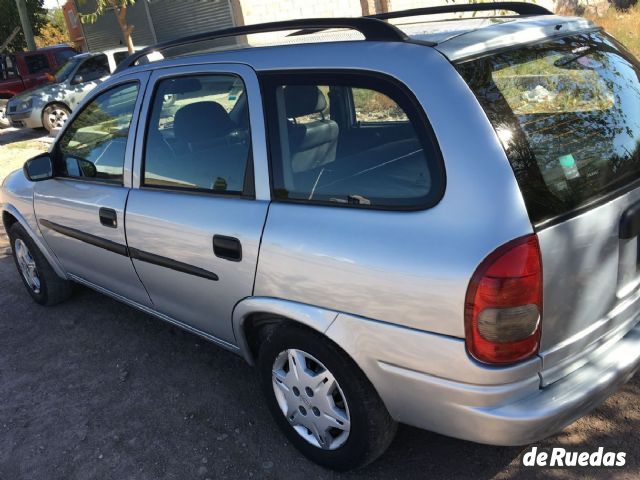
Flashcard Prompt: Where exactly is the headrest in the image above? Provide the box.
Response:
[284,85,327,118]
[174,101,235,142]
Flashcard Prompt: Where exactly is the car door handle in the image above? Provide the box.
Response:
[99,207,118,228]
[213,235,242,262]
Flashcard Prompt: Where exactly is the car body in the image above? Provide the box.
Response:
[2,4,640,470]
[0,44,77,128]
[6,47,139,132]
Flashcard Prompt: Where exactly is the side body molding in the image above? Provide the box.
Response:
[232,297,339,364]
[2,203,67,279]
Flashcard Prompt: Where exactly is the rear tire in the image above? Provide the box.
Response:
[42,103,70,133]
[0,99,10,129]
[8,222,72,305]
[257,323,397,471]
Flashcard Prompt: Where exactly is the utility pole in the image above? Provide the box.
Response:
[14,0,36,51]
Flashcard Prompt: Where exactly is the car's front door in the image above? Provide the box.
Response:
[125,64,270,346]
[34,72,152,306]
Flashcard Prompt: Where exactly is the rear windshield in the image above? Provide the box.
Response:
[457,32,640,224]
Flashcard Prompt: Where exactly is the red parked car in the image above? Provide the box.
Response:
[0,44,76,128]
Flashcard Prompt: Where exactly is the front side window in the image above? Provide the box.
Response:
[76,54,110,82]
[24,53,50,74]
[143,74,251,194]
[56,82,139,184]
[262,73,442,209]
[457,32,640,224]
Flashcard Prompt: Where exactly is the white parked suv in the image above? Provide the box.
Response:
[6,47,140,132]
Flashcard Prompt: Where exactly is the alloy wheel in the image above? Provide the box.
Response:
[46,107,68,129]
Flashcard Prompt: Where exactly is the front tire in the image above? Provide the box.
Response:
[8,222,73,305]
[42,103,70,133]
[257,323,397,471]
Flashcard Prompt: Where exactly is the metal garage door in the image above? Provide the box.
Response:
[147,0,235,43]
[75,0,155,52]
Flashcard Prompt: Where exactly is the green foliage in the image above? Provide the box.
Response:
[48,6,67,32]
[78,0,136,24]
[0,0,46,51]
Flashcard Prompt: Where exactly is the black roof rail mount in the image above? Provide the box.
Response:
[115,17,408,73]
[370,2,553,20]
[289,2,551,38]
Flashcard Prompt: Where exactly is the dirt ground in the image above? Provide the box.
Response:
[0,128,50,183]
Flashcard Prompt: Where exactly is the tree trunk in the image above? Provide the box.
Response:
[112,2,135,54]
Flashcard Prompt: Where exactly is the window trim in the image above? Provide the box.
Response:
[52,80,141,186]
[259,69,446,212]
[139,72,255,199]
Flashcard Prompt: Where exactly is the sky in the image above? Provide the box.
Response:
[43,0,62,9]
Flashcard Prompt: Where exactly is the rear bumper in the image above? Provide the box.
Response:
[326,313,640,446]
[461,323,640,444]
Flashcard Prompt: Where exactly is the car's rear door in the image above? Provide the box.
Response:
[457,32,640,384]
[125,63,270,346]
[34,71,152,306]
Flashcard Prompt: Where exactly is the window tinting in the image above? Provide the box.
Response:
[76,54,110,82]
[457,32,640,224]
[56,83,139,184]
[113,51,129,67]
[143,74,251,194]
[24,53,50,74]
[353,88,408,123]
[263,73,440,209]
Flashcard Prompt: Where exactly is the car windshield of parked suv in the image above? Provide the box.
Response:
[457,32,640,224]
[54,56,82,83]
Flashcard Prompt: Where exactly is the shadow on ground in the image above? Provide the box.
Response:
[0,229,637,479]
[0,127,48,147]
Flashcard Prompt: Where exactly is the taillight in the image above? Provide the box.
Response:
[464,234,542,364]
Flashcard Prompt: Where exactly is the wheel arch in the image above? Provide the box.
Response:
[232,297,339,365]
[1,205,67,279]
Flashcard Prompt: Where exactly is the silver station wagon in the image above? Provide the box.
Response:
[2,2,640,470]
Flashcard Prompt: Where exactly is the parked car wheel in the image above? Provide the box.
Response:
[0,99,10,129]
[42,103,70,133]
[8,222,73,305]
[257,323,397,471]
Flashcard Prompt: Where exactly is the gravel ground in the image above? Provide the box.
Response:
[0,228,638,480]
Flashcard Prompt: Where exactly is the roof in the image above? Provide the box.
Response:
[409,15,598,61]
[117,12,600,73]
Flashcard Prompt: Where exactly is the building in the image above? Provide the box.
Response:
[65,0,556,53]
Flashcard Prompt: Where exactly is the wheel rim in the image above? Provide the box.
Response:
[272,349,351,450]
[14,239,41,294]
[46,107,68,128]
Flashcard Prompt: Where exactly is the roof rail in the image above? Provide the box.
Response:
[114,17,409,73]
[369,2,553,20]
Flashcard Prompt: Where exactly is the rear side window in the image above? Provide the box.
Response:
[24,53,50,74]
[262,72,443,209]
[457,32,640,224]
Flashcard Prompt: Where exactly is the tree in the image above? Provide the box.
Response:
[35,7,70,48]
[0,0,46,51]
[79,0,136,54]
